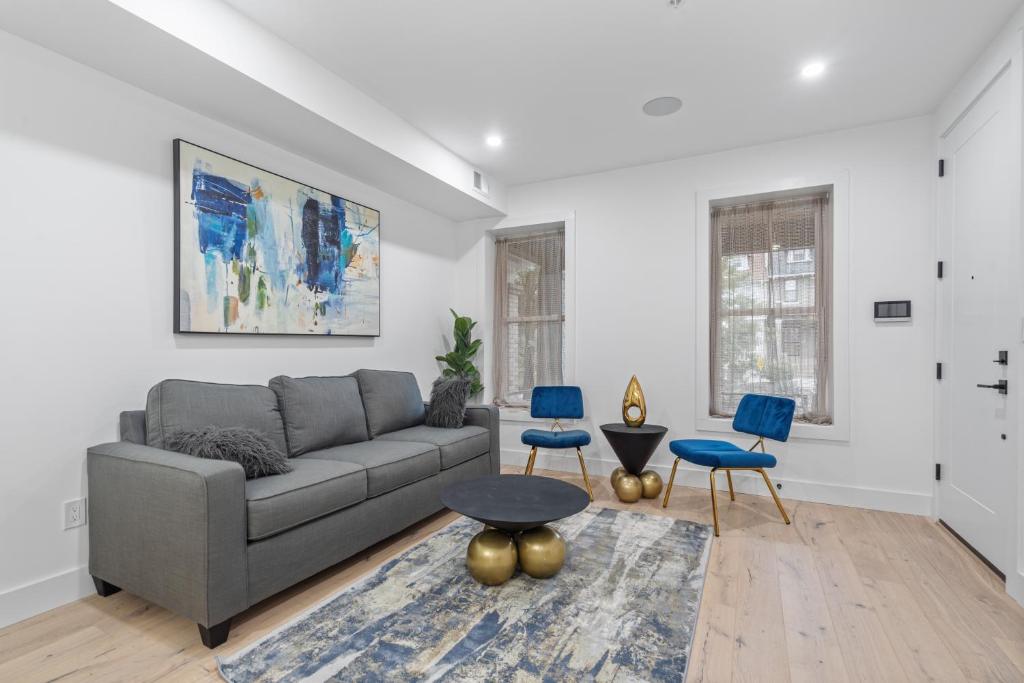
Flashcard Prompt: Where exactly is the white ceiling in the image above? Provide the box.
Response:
[224,0,1019,185]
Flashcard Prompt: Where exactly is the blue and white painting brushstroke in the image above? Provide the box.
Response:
[217,507,713,682]
[175,140,380,336]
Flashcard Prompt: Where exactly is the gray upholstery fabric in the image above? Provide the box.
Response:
[90,385,501,636]
[146,380,288,455]
[244,459,366,541]
[353,369,425,437]
[119,410,147,444]
[300,440,439,498]
[246,453,491,604]
[377,424,489,470]
[463,404,501,475]
[269,375,369,456]
[87,441,247,627]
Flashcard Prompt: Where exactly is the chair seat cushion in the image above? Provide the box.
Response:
[376,424,489,470]
[301,440,440,498]
[244,459,367,541]
[669,439,777,469]
[521,429,592,449]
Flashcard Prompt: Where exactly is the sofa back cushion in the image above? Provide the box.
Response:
[146,379,288,455]
[353,369,425,437]
[269,375,369,456]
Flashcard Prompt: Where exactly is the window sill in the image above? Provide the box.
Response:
[695,416,849,443]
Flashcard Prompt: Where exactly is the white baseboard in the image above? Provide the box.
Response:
[503,448,933,516]
[1009,571,1024,609]
[0,565,92,630]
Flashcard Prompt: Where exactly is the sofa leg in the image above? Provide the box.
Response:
[198,619,232,649]
[92,577,121,597]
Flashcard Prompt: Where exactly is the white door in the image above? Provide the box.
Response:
[937,63,1020,575]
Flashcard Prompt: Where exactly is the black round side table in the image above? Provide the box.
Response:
[599,423,668,475]
[600,424,668,502]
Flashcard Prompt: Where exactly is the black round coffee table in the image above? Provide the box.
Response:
[441,475,590,585]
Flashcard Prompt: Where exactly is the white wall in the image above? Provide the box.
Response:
[457,116,936,515]
[0,30,460,627]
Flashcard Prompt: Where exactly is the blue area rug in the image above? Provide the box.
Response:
[218,507,712,682]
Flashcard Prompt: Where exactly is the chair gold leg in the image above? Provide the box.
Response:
[758,468,790,525]
[726,470,735,501]
[709,468,721,537]
[576,448,594,501]
[525,447,537,475]
[662,458,679,508]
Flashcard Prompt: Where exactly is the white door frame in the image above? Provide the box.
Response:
[934,33,1024,607]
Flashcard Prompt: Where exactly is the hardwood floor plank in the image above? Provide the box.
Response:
[804,505,910,682]
[2,467,1023,683]
[775,542,848,683]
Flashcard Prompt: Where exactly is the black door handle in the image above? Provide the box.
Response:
[977,380,1008,395]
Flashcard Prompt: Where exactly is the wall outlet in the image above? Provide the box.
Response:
[64,497,87,530]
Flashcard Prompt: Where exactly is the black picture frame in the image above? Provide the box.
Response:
[173,139,381,337]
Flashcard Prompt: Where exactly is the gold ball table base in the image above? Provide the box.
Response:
[465,525,566,585]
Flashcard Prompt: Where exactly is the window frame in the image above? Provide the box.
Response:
[695,174,851,442]
[486,213,576,422]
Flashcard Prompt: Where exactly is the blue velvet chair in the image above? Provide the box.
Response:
[521,386,594,500]
[663,394,794,536]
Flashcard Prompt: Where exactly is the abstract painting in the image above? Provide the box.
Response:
[174,140,380,336]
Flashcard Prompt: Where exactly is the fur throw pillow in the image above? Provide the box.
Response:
[425,376,471,428]
[167,426,292,479]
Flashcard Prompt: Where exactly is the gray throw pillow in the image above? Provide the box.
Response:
[167,426,293,480]
[425,376,471,428]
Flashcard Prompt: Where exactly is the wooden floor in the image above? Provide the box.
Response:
[2,466,1023,682]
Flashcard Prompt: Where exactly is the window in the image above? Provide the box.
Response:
[787,248,812,263]
[709,188,833,424]
[493,229,565,406]
[783,279,798,303]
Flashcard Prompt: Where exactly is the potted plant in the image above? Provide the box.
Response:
[436,309,484,397]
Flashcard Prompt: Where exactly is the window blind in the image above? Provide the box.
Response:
[709,191,833,423]
[493,230,565,407]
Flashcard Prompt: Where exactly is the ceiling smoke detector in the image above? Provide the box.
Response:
[667,0,687,8]
[643,96,683,116]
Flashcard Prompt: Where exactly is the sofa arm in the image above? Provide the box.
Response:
[86,441,248,627]
[463,404,500,475]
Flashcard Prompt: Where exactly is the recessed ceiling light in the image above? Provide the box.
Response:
[643,96,683,117]
[801,61,826,79]
[485,134,503,148]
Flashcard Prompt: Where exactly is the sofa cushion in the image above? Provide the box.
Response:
[377,424,489,470]
[301,440,439,498]
[244,459,367,541]
[269,375,369,456]
[146,379,288,455]
[353,369,425,438]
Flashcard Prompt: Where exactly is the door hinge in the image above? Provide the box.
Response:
[937,261,944,279]
[936,362,943,380]
[935,463,942,481]
[938,159,945,177]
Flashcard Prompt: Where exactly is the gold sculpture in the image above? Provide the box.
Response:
[614,474,643,503]
[622,375,647,427]
[517,526,566,578]
[466,529,518,585]
[639,470,663,498]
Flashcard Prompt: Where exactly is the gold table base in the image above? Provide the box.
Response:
[466,525,566,585]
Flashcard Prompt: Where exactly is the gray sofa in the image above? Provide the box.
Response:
[86,369,499,648]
